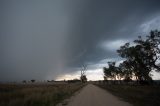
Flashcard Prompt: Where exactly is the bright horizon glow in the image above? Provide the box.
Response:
[56,69,104,81]
[55,69,160,81]
[55,58,160,81]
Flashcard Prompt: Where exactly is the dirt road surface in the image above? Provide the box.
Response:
[63,84,132,106]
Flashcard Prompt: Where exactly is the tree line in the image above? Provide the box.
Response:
[103,30,160,84]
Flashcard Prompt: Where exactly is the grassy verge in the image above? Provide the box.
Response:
[96,84,160,106]
[0,83,85,106]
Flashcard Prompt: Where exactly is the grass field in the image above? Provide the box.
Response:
[96,84,160,106]
[0,83,85,106]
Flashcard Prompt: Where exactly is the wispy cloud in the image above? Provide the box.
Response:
[140,16,160,33]
[100,39,129,51]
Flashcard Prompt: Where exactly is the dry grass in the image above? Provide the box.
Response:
[96,84,160,106]
[0,83,85,106]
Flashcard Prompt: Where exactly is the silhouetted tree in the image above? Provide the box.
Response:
[102,30,160,84]
[80,75,87,83]
[80,65,87,83]
[119,60,133,80]
[103,62,118,80]
[103,67,111,80]
[117,30,160,83]
[22,80,26,83]
[31,79,35,83]
[134,30,160,72]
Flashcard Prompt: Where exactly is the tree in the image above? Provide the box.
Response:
[103,67,111,80]
[31,79,35,83]
[117,42,152,82]
[134,30,160,72]
[118,60,133,80]
[103,62,118,80]
[117,30,160,83]
[80,75,87,83]
[22,80,26,83]
[80,65,87,83]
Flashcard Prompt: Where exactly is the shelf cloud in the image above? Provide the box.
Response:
[1,0,160,81]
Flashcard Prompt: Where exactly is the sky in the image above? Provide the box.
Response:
[1,0,160,82]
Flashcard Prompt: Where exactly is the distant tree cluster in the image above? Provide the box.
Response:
[68,79,81,83]
[22,79,36,83]
[104,30,160,84]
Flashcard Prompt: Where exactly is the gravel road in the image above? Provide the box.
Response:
[63,84,132,106]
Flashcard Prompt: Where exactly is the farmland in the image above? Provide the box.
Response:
[0,82,85,106]
[96,83,160,106]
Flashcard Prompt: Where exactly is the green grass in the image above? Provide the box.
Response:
[96,84,160,106]
[0,83,85,106]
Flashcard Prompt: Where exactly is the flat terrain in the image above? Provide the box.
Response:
[0,83,84,106]
[97,84,160,106]
[65,84,131,106]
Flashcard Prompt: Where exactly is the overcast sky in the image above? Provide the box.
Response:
[1,0,160,82]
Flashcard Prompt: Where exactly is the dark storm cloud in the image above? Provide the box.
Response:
[1,0,160,81]
[67,0,160,67]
